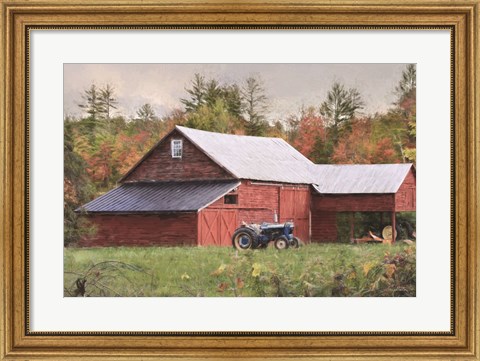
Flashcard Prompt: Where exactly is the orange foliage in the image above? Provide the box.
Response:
[64,178,77,204]
[372,138,398,163]
[84,141,116,183]
[331,118,373,163]
[332,119,399,164]
[76,130,167,187]
[293,112,326,159]
[114,131,153,175]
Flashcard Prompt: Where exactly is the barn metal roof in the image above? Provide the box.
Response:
[76,180,240,213]
[177,126,316,184]
[311,163,414,194]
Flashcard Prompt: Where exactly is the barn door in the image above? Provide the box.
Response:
[279,188,310,242]
[199,210,238,246]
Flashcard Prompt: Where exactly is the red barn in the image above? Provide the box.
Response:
[77,126,415,247]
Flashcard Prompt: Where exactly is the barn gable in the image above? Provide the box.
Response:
[122,129,234,182]
[395,167,416,211]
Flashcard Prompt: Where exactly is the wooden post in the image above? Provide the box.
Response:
[350,212,355,242]
[391,211,396,243]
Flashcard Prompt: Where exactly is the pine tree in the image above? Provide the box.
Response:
[99,84,118,120]
[241,76,269,136]
[320,82,364,144]
[181,73,207,112]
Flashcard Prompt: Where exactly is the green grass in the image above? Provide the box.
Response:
[64,243,416,297]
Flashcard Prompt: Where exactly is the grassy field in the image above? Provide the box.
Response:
[64,243,416,297]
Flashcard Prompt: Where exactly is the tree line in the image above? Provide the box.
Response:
[64,65,416,245]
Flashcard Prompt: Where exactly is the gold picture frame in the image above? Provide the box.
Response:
[1,0,478,359]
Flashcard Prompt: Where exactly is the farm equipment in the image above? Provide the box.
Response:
[353,222,416,244]
[232,222,301,250]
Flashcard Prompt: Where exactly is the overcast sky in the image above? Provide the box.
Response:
[64,63,409,122]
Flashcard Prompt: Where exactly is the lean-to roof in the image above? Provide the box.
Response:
[77,180,240,213]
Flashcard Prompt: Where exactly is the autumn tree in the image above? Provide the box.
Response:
[293,108,332,163]
[162,108,188,131]
[64,119,96,246]
[84,134,117,189]
[113,130,153,176]
[369,112,409,163]
[75,83,130,190]
[331,118,372,163]
[331,112,409,165]
[267,120,286,139]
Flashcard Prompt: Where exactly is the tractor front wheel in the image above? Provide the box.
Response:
[289,237,301,248]
[274,236,289,250]
[232,228,256,251]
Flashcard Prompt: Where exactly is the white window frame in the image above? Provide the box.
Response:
[171,139,183,158]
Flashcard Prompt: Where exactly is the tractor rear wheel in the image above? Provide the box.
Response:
[232,228,256,251]
[274,236,289,250]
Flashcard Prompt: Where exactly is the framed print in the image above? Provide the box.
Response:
[1,0,479,359]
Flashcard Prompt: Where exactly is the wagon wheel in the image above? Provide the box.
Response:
[382,225,397,241]
[232,228,256,251]
[274,236,289,250]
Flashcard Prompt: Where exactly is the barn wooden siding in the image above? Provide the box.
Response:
[313,194,395,212]
[395,169,416,211]
[199,181,311,245]
[311,211,337,242]
[79,214,197,247]
[123,131,233,182]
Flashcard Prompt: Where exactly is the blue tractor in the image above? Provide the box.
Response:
[232,222,301,250]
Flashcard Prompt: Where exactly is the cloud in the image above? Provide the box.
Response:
[64,63,407,121]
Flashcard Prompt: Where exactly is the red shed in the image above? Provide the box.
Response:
[310,164,416,242]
